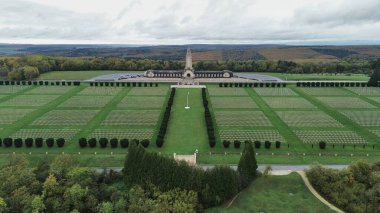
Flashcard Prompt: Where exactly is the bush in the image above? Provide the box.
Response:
[275,141,281,149]
[223,140,231,148]
[14,138,23,148]
[120,139,129,148]
[56,138,65,147]
[46,138,54,147]
[89,138,97,148]
[79,138,87,148]
[3,138,12,147]
[99,138,108,148]
[264,141,271,149]
[319,141,326,149]
[35,138,43,147]
[110,138,118,148]
[254,141,261,149]
[25,138,33,147]
[156,137,164,147]
[140,139,150,148]
[234,140,241,148]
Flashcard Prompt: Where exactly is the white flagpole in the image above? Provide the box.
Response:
[185,91,190,109]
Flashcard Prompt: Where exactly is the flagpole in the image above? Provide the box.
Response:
[185,91,190,109]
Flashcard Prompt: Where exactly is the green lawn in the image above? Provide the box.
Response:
[161,89,209,154]
[205,173,334,213]
[254,72,370,81]
[38,71,142,80]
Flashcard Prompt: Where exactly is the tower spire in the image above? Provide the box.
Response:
[185,47,193,70]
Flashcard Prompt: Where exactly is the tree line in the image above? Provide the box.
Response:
[0,55,378,80]
[307,161,380,213]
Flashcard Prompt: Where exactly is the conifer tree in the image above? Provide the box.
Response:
[237,141,258,188]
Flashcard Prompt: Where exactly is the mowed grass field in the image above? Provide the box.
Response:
[0,83,380,166]
[205,173,334,213]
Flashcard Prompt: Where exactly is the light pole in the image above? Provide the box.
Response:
[185,91,190,109]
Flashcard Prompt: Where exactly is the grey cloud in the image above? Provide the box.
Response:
[0,0,112,40]
[294,0,380,26]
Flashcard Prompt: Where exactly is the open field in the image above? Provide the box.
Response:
[0,83,380,166]
[206,173,334,213]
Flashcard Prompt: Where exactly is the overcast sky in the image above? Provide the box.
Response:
[1,0,380,45]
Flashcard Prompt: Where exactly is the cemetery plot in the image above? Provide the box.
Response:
[208,88,248,96]
[117,96,165,108]
[370,130,380,137]
[369,97,380,104]
[79,87,123,95]
[59,95,113,108]
[299,88,350,96]
[102,110,160,126]
[220,130,286,142]
[345,87,380,96]
[0,85,30,94]
[90,129,154,140]
[263,97,316,109]
[32,110,99,125]
[0,95,7,100]
[276,111,343,127]
[211,97,258,109]
[0,109,35,124]
[26,86,75,94]
[215,111,272,127]
[11,129,80,140]
[294,131,367,144]
[317,97,376,109]
[341,111,380,126]
[254,88,298,96]
[0,95,59,107]
[128,87,168,96]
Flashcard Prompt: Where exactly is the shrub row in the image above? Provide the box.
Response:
[0,138,65,148]
[203,88,216,147]
[78,138,150,148]
[296,81,367,87]
[223,140,281,149]
[156,88,176,147]
[89,82,158,87]
[219,82,287,88]
[0,80,80,86]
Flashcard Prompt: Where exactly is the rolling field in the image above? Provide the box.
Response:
[0,83,380,166]
[205,173,334,213]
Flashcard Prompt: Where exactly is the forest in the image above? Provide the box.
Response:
[0,142,258,212]
[0,55,377,80]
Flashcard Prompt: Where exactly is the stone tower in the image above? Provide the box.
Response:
[183,48,195,79]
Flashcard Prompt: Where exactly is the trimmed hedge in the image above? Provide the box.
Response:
[120,139,129,148]
[89,138,97,148]
[56,138,65,147]
[3,138,12,147]
[223,140,231,148]
[79,138,87,148]
[110,138,118,148]
[234,140,241,149]
[35,138,43,148]
[25,138,33,147]
[140,139,150,148]
[99,138,108,148]
[14,138,23,148]
[46,138,54,147]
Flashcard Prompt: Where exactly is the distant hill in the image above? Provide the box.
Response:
[0,43,379,61]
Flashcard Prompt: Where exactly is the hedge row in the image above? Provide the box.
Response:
[219,82,287,88]
[78,138,150,148]
[0,138,65,148]
[89,82,158,87]
[156,88,176,147]
[203,88,216,147]
[296,81,368,87]
[0,80,80,86]
[223,140,282,149]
